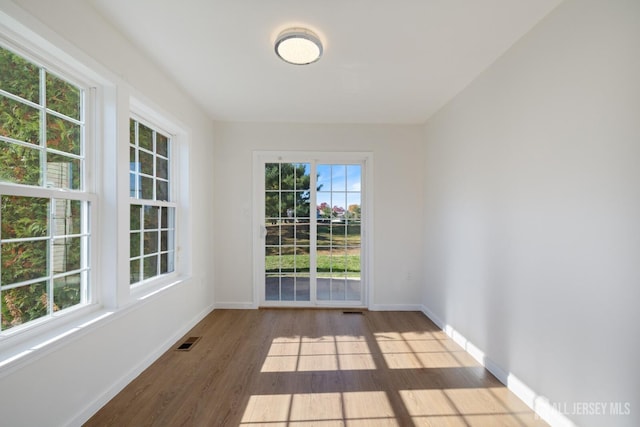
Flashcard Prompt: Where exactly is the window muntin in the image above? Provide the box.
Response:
[0,45,90,332]
[129,118,175,285]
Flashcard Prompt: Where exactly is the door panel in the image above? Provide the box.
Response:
[316,164,362,303]
[264,163,311,302]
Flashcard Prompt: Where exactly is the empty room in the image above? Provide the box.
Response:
[0,1,637,426]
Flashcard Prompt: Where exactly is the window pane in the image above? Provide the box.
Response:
[295,246,310,272]
[346,278,361,301]
[143,255,158,279]
[265,163,280,190]
[316,164,332,192]
[0,95,40,144]
[52,237,81,273]
[130,258,141,285]
[144,231,158,255]
[332,165,346,192]
[281,192,295,217]
[346,165,361,191]
[0,140,41,186]
[129,172,135,197]
[156,133,168,157]
[280,223,294,246]
[265,274,279,300]
[46,72,81,120]
[0,46,39,103]
[47,114,81,155]
[295,275,310,301]
[280,163,295,190]
[346,224,361,246]
[160,207,171,229]
[156,157,168,180]
[53,199,81,236]
[265,253,281,275]
[265,192,279,219]
[130,231,141,257]
[160,252,174,274]
[47,153,80,190]
[295,192,310,217]
[295,163,310,191]
[1,282,48,331]
[1,196,48,239]
[346,193,361,222]
[281,276,294,301]
[156,180,168,202]
[160,230,170,251]
[331,279,346,300]
[331,224,346,247]
[139,150,153,176]
[1,240,48,284]
[295,223,310,245]
[140,176,153,199]
[129,147,136,170]
[144,206,159,229]
[138,123,152,151]
[317,224,330,247]
[53,273,81,310]
[266,224,280,246]
[130,205,141,231]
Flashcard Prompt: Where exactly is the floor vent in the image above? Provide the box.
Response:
[176,336,201,351]
[343,311,364,315]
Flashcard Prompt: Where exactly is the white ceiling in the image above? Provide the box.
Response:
[90,0,563,124]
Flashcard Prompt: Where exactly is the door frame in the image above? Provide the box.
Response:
[252,151,374,308]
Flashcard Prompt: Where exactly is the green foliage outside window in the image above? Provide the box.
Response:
[0,45,85,331]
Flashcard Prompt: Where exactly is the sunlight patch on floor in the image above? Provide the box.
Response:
[399,388,547,427]
[240,392,398,426]
[261,335,376,372]
[374,331,480,370]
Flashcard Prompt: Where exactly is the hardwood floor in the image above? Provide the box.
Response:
[85,309,548,426]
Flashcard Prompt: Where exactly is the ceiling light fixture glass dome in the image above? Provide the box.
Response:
[275,28,323,65]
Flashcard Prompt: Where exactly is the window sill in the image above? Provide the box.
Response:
[0,275,189,379]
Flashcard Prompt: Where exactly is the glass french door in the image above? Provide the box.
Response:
[260,159,364,306]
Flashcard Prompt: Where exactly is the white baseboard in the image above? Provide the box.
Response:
[214,301,258,309]
[420,305,577,427]
[68,304,215,426]
[369,304,424,311]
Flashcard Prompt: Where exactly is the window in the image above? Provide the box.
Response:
[0,44,92,332]
[129,118,175,285]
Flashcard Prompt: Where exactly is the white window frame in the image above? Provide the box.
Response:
[0,37,99,338]
[126,99,188,298]
[128,114,176,286]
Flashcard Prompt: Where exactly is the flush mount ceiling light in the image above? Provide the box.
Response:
[275,27,323,65]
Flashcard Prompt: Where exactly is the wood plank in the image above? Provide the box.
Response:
[85,309,547,426]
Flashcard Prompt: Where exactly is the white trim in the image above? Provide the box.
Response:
[420,305,577,427]
[67,303,214,427]
[214,302,257,310]
[369,304,424,311]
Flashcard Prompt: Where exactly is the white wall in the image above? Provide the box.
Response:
[422,1,640,426]
[0,1,215,425]
[213,122,425,309]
